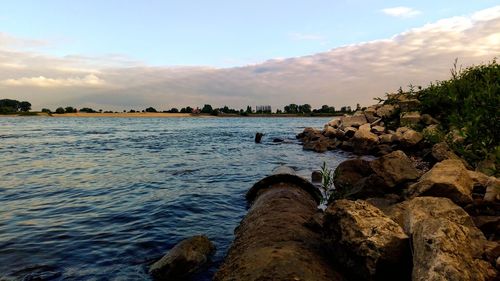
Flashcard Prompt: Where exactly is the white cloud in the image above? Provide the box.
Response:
[382,6,421,18]
[0,6,499,110]
[1,74,106,87]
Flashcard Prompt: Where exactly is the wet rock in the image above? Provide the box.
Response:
[412,217,496,281]
[400,111,421,127]
[373,144,393,156]
[369,150,420,189]
[340,114,367,128]
[255,132,263,143]
[272,138,284,143]
[352,124,379,154]
[376,104,396,118]
[333,159,373,195]
[311,170,322,183]
[149,235,216,280]
[323,200,410,280]
[408,159,474,206]
[340,141,354,151]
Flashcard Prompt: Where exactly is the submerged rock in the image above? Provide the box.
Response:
[149,235,215,280]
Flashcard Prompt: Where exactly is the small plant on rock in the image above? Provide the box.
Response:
[320,162,335,204]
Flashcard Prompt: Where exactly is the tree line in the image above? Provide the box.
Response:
[1,99,361,116]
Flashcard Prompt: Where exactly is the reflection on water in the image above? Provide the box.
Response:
[0,117,351,280]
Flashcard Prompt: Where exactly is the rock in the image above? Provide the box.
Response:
[408,160,474,206]
[431,142,461,162]
[352,123,379,154]
[468,171,500,202]
[149,235,216,280]
[483,241,500,268]
[303,138,329,153]
[401,197,478,235]
[255,132,263,143]
[371,125,385,135]
[399,98,420,112]
[340,114,367,128]
[333,159,373,195]
[365,194,401,210]
[343,173,388,199]
[412,217,496,281]
[322,126,336,138]
[327,118,341,128]
[421,113,439,125]
[379,134,393,144]
[323,200,410,280]
[400,111,421,127]
[364,107,379,123]
[373,144,393,156]
[376,104,396,118]
[472,216,500,240]
[369,150,420,189]
[333,128,345,139]
[395,127,423,147]
[340,141,354,151]
[311,170,322,183]
[343,126,357,138]
[272,138,284,143]
[476,158,497,177]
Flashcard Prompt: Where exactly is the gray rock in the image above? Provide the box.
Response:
[352,123,379,154]
[376,104,396,118]
[340,114,367,128]
[400,111,421,127]
[149,235,216,280]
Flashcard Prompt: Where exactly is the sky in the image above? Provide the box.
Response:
[0,1,499,110]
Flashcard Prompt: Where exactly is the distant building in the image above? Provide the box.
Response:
[256,105,272,113]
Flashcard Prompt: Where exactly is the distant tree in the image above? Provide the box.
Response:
[276,109,283,114]
[145,107,157,112]
[19,101,31,112]
[41,108,51,113]
[65,106,76,113]
[284,104,298,114]
[0,99,20,113]
[201,104,213,114]
[55,107,65,114]
[79,107,96,113]
[356,103,361,111]
[299,104,312,114]
[123,110,126,113]
[129,109,136,113]
[246,106,252,114]
[169,108,179,113]
[210,109,220,116]
[99,109,103,113]
[221,105,230,113]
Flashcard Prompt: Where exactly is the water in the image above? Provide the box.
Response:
[0,117,352,280]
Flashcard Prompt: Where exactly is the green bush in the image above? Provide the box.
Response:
[417,59,499,166]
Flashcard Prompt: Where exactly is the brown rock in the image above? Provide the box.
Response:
[352,123,379,154]
[371,125,385,135]
[323,126,337,138]
[400,111,421,127]
[369,150,420,189]
[412,218,496,281]
[432,142,461,162]
[323,200,410,280]
[379,134,393,144]
[408,159,474,206]
[421,113,439,125]
[333,159,373,195]
[376,104,396,118]
[344,126,357,138]
[340,114,368,128]
[149,235,216,280]
[400,128,423,147]
[327,118,341,128]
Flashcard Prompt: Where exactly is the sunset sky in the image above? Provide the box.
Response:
[1,1,499,110]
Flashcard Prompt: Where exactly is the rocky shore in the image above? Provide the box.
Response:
[149,96,499,280]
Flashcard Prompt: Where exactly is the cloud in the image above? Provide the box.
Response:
[1,74,106,87]
[0,6,499,110]
[381,7,421,18]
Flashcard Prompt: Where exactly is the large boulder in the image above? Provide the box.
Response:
[149,235,216,280]
[364,106,379,123]
[333,159,373,195]
[340,114,367,128]
[327,118,341,128]
[352,124,379,154]
[343,126,357,138]
[431,142,461,162]
[369,150,420,189]
[412,218,496,281]
[323,200,410,280]
[322,126,337,138]
[407,160,474,206]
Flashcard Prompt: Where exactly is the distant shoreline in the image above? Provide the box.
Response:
[1,112,341,118]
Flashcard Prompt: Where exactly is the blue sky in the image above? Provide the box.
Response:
[1,0,498,67]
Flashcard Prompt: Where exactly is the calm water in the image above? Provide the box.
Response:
[0,117,352,281]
